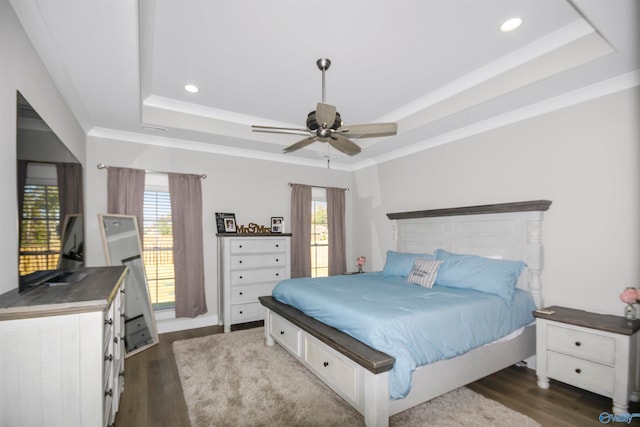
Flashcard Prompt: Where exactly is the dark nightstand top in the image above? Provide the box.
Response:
[533,305,640,336]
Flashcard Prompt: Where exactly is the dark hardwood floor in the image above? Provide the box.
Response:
[115,323,639,426]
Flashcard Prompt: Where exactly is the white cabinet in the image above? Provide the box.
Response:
[534,306,640,415]
[218,234,290,332]
[0,267,127,427]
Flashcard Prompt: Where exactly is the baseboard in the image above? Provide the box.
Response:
[156,312,220,334]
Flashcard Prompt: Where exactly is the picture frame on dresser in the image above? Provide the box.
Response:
[215,212,236,233]
[271,217,283,233]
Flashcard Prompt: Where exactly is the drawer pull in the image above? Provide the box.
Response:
[105,388,113,397]
[105,354,113,362]
[323,361,329,368]
[275,258,279,262]
[239,276,243,279]
[275,244,279,248]
[105,318,113,325]
[114,337,118,343]
[276,273,280,276]
[239,260,243,264]
[574,341,581,347]
[239,311,243,315]
[239,292,243,295]
[575,368,582,374]
[120,288,125,294]
[119,371,125,377]
[239,245,243,248]
[280,330,285,335]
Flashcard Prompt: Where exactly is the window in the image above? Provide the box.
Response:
[310,188,328,278]
[19,163,60,275]
[143,174,175,310]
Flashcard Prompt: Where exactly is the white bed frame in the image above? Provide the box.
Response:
[261,200,551,427]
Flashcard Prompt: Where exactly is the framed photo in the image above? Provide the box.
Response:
[216,212,237,233]
[271,217,283,233]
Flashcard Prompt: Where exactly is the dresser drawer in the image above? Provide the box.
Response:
[304,335,357,401]
[269,312,301,357]
[231,254,286,269]
[230,283,276,304]
[231,268,285,285]
[547,324,615,365]
[230,302,265,323]
[230,239,287,254]
[547,350,614,397]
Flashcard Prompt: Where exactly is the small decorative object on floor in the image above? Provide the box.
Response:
[619,287,640,320]
[356,256,366,273]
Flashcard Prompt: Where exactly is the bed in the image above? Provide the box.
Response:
[259,200,551,427]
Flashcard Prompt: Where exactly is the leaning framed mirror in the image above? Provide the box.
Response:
[98,213,159,356]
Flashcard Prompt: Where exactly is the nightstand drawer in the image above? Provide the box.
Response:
[547,324,615,365]
[547,351,614,397]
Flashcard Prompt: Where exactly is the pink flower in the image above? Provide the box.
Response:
[357,256,366,266]
[620,287,639,304]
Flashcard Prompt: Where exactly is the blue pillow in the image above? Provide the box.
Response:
[434,249,525,303]
[382,250,434,277]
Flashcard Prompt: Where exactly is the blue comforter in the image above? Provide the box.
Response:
[272,272,536,399]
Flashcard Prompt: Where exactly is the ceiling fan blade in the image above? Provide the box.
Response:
[283,136,317,153]
[316,103,337,127]
[252,125,311,136]
[336,122,397,138]
[329,134,361,156]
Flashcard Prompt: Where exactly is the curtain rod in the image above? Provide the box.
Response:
[288,182,349,191]
[97,163,206,179]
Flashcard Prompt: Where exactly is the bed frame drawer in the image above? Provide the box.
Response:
[269,312,301,356]
[304,334,358,402]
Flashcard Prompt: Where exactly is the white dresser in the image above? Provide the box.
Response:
[0,267,127,427]
[218,234,291,332]
[534,306,640,415]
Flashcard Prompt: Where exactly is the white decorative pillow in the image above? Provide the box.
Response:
[407,258,443,288]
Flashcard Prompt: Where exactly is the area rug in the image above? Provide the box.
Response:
[173,327,540,427]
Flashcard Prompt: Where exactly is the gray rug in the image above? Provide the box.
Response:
[173,327,540,427]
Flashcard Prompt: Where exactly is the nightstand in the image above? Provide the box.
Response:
[534,306,640,414]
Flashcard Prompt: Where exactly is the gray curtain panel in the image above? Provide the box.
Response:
[56,162,84,232]
[290,184,312,278]
[327,187,346,276]
[168,173,207,318]
[107,167,145,239]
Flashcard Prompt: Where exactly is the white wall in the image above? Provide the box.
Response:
[0,0,85,295]
[353,87,640,316]
[85,136,353,330]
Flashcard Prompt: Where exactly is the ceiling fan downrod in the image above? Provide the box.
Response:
[317,58,331,103]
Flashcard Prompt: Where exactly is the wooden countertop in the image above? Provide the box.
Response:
[0,266,127,320]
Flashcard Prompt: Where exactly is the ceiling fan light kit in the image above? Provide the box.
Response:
[252,58,397,156]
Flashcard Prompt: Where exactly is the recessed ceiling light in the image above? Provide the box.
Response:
[501,17,522,32]
[184,84,199,93]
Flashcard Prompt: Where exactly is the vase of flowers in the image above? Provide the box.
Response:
[356,256,366,273]
[619,287,640,320]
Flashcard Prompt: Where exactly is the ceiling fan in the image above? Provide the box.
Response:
[252,58,398,156]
